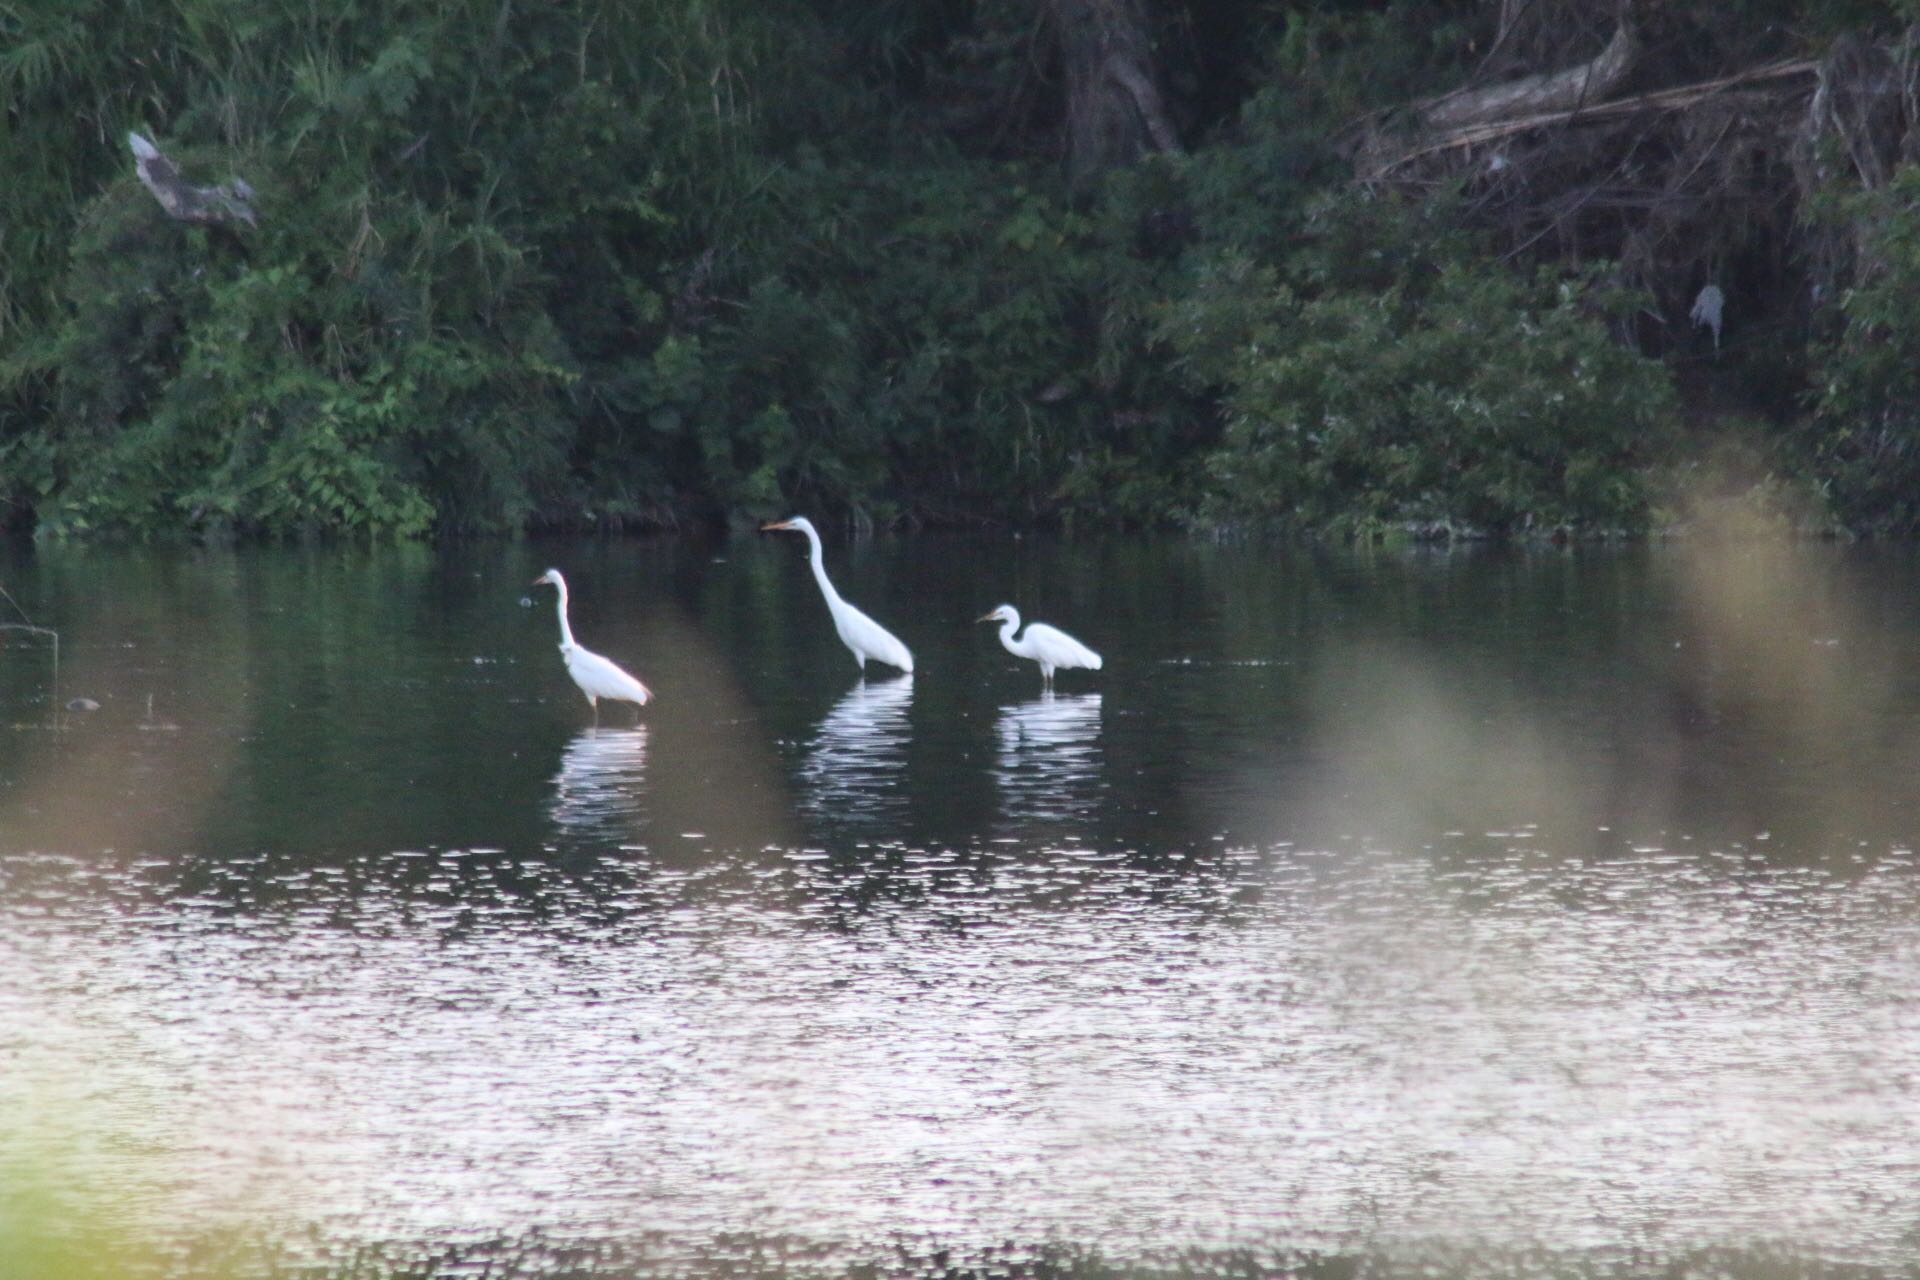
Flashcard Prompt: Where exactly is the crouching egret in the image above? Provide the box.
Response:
[532,569,653,723]
[763,517,914,675]
[978,604,1102,686]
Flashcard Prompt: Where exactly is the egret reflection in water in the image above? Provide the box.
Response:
[797,676,913,835]
[548,725,649,843]
[994,691,1104,827]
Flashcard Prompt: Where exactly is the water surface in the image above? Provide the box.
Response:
[4,536,1920,1277]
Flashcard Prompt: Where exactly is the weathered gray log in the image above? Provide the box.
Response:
[128,132,257,228]
[1375,58,1817,174]
[1421,22,1637,134]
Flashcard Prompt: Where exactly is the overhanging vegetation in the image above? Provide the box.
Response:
[2,0,1918,539]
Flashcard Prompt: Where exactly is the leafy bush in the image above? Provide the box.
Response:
[0,0,1705,540]
[645,153,1204,527]
[1161,192,1678,536]
[1807,166,1920,534]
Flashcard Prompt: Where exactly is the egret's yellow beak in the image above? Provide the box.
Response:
[530,575,548,586]
[976,611,999,624]
[761,520,794,532]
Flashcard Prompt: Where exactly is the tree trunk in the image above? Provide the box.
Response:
[1047,0,1180,174]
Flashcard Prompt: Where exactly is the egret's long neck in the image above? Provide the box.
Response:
[553,581,576,649]
[803,525,843,607]
[999,615,1024,656]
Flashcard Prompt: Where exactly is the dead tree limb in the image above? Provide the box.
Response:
[1376,59,1818,175]
[1421,22,1637,133]
[1806,35,1908,190]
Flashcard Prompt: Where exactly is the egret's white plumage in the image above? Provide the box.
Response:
[532,569,653,722]
[763,517,914,675]
[978,604,1102,685]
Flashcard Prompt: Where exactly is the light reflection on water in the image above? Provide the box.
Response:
[549,726,650,843]
[6,538,1920,1276]
[994,691,1104,830]
[797,675,913,838]
[8,841,1920,1273]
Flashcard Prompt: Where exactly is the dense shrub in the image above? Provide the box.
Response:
[1161,194,1678,536]
[22,0,1916,541]
[26,179,573,538]
[0,0,841,536]
[1807,167,1920,533]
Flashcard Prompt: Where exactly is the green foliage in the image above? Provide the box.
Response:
[0,0,811,536]
[565,148,1205,529]
[1807,166,1920,533]
[12,40,581,538]
[692,157,1200,525]
[1163,192,1678,536]
[0,0,1720,540]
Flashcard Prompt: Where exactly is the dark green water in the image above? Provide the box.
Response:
[5,535,1920,1277]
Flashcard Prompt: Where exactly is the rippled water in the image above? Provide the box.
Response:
[5,537,1920,1277]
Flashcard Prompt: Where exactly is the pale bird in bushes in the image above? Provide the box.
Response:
[127,132,257,228]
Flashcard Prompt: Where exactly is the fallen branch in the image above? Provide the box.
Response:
[1376,58,1818,175]
[1421,22,1637,133]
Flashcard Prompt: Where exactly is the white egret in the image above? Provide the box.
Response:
[978,604,1102,686]
[531,569,653,723]
[762,517,914,675]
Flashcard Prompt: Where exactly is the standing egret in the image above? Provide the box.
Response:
[763,517,914,675]
[978,604,1102,686]
[531,569,653,723]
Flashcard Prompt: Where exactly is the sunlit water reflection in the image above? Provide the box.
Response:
[796,675,913,839]
[993,691,1104,830]
[6,538,1920,1277]
[549,726,650,843]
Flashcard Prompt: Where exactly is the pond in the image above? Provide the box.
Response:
[4,534,1920,1278]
